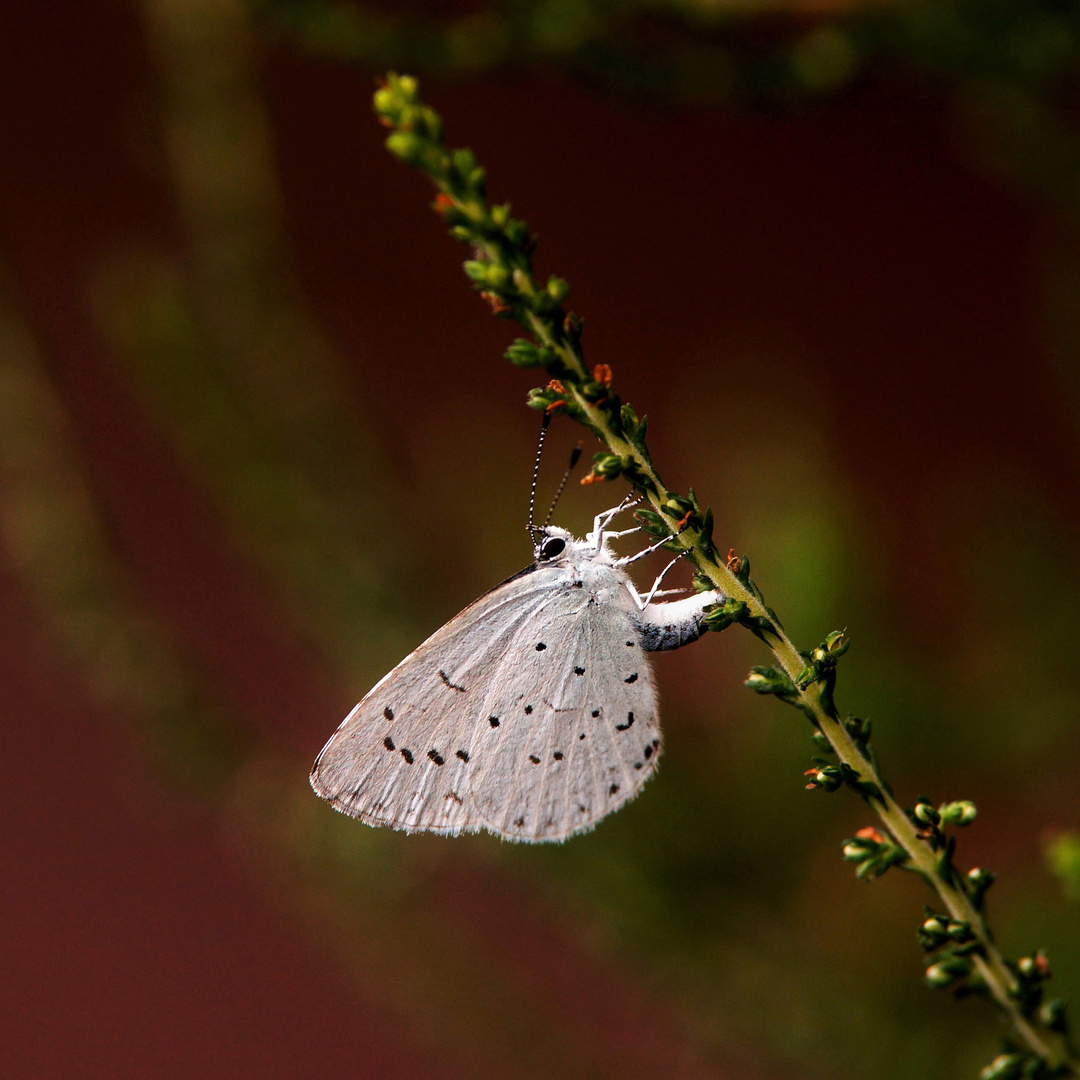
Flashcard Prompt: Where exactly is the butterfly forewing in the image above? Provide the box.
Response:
[468,589,662,842]
[311,567,559,835]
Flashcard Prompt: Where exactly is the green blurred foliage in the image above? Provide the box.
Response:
[1047,833,1080,903]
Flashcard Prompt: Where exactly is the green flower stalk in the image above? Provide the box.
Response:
[372,72,1079,1078]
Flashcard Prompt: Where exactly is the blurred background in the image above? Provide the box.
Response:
[3,0,1080,1077]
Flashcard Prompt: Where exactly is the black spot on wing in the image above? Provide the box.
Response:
[535,642,546,651]
[383,707,394,720]
[383,736,395,751]
[438,670,467,693]
[455,749,470,762]
[574,666,585,675]
[401,748,414,764]
[428,749,445,766]
[616,712,635,731]
[524,705,533,715]
[489,715,500,728]
[553,751,564,761]
[528,754,540,765]
[609,783,620,795]
[624,672,638,683]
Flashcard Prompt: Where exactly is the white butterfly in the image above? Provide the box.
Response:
[311,497,722,842]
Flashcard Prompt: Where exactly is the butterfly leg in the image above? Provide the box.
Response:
[642,554,687,605]
[614,524,689,569]
[589,493,643,550]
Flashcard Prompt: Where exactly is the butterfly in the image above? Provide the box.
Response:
[311,492,721,842]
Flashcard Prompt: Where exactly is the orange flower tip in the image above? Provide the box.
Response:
[676,510,693,530]
[856,827,885,843]
[479,292,510,314]
[592,363,613,388]
[580,471,601,485]
[378,117,394,128]
[803,768,818,776]
[545,400,566,414]
[805,782,818,790]
[433,192,455,213]
[547,379,566,393]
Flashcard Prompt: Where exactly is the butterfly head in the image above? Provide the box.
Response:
[533,524,599,566]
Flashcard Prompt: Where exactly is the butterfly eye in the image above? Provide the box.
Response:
[539,537,566,561]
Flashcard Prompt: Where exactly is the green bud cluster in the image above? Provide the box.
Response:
[702,596,748,632]
[972,970,1075,1078]
[1009,950,1060,1022]
[916,905,986,996]
[918,910,975,951]
[841,828,908,880]
[941,800,979,827]
[590,452,626,481]
[966,866,997,910]
[375,73,591,390]
[745,665,795,697]
[977,1052,1046,1080]
[805,758,844,792]
[793,629,849,718]
[795,629,849,690]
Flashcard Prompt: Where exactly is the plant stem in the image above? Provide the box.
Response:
[373,72,1080,1075]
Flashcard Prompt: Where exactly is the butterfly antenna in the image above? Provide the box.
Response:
[542,441,583,527]
[527,413,551,538]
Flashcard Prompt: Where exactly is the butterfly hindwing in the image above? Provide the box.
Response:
[468,583,662,842]
[310,566,560,835]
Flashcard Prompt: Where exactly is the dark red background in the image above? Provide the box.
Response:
[2,1,1076,1077]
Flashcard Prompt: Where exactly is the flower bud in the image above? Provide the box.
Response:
[925,955,971,988]
[744,666,794,696]
[1039,998,1068,1032]
[592,453,624,479]
[924,963,956,989]
[546,276,570,303]
[966,867,996,906]
[505,339,546,368]
[663,495,694,517]
[1017,950,1050,981]
[979,1054,1024,1080]
[385,130,426,166]
[939,800,977,826]
[703,597,747,632]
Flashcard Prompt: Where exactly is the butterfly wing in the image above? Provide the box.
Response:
[467,579,662,842]
[310,565,561,835]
